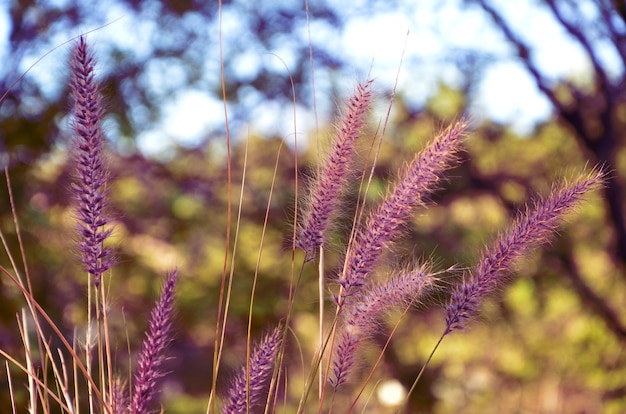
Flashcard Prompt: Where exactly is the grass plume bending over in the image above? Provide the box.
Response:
[0,35,607,413]
[337,121,466,303]
[444,171,605,335]
[330,265,437,388]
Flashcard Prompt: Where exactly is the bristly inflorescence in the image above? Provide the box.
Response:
[297,79,373,258]
[69,36,114,288]
[223,325,283,414]
[331,265,436,387]
[131,269,179,413]
[338,121,466,303]
[444,170,604,335]
[110,378,130,414]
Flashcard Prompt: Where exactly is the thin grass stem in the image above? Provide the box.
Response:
[0,264,109,411]
[0,349,73,413]
[6,361,16,414]
[246,139,284,412]
[207,2,233,411]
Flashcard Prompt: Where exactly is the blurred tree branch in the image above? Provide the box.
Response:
[561,248,626,341]
[0,0,343,160]
[469,0,626,341]
[475,0,626,258]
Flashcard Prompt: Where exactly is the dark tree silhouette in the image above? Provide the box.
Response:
[1,0,343,162]
[468,0,626,340]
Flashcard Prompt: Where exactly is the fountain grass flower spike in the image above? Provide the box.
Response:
[445,170,604,335]
[222,325,283,414]
[131,269,179,413]
[69,36,114,288]
[298,79,373,258]
[331,264,437,387]
[338,121,467,302]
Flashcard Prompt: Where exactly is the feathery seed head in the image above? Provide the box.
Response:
[69,36,113,288]
[444,170,604,334]
[131,269,178,413]
[223,325,283,414]
[338,121,467,300]
[110,378,130,414]
[331,265,436,386]
[297,79,374,258]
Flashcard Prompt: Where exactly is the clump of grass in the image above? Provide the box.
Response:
[0,34,603,414]
[1,36,179,414]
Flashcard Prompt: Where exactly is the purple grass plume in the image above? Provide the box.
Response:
[223,325,283,414]
[110,378,130,414]
[131,269,178,413]
[297,79,373,258]
[338,121,466,302]
[69,36,114,288]
[330,265,436,387]
[445,170,604,335]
